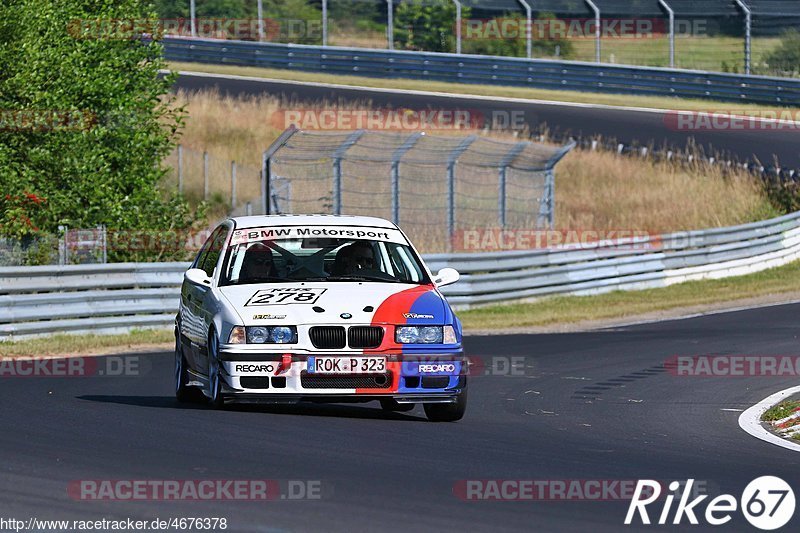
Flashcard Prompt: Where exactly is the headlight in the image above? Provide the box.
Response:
[245,326,297,344]
[396,326,443,344]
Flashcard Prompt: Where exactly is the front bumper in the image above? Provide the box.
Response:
[217,350,466,399]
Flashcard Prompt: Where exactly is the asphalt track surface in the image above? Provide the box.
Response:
[4,303,800,532]
[174,72,800,168]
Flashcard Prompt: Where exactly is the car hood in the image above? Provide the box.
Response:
[218,282,449,326]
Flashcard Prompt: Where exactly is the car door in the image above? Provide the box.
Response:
[196,224,230,375]
[181,225,227,370]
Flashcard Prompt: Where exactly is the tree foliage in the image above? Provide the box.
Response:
[0,0,203,262]
[764,29,800,75]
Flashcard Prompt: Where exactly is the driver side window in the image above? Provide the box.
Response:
[197,225,228,278]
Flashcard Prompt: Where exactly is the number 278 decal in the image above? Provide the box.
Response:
[245,288,327,306]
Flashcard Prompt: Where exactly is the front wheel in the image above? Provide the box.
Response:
[206,331,226,409]
[424,388,467,422]
[175,333,203,403]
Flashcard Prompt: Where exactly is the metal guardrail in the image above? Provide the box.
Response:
[3,212,800,338]
[162,36,800,106]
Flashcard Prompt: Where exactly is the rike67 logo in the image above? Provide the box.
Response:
[625,477,795,530]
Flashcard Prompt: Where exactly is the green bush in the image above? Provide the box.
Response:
[394,0,467,53]
[764,29,800,75]
[0,0,204,263]
[462,13,574,59]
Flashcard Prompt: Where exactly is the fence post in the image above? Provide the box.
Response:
[203,151,209,200]
[261,126,300,215]
[517,0,532,59]
[262,150,269,215]
[734,0,752,75]
[585,0,601,63]
[538,141,576,228]
[446,135,478,251]
[498,141,529,228]
[658,0,675,68]
[101,225,107,264]
[257,0,265,41]
[231,161,237,209]
[391,132,423,225]
[190,0,196,37]
[177,144,183,194]
[453,0,463,54]
[386,0,394,50]
[322,0,328,46]
[332,130,366,215]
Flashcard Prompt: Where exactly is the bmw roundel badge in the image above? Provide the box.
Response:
[340,313,352,319]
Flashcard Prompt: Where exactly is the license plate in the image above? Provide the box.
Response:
[307,356,386,374]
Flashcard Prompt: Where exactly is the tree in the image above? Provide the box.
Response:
[0,0,201,262]
[764,29,800,75]
[394,0,467,53]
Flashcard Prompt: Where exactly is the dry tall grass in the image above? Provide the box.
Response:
[169,90,776,242]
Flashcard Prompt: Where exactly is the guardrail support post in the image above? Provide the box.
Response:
[734,0,752,75]
[658,0,675,68]
[585,0,600,63]
[516,0,532,59]
[386,0,394,50]
[391,132,423,225]
[498,141,530,228]
[332,130,366,215]
[447,135,477,251]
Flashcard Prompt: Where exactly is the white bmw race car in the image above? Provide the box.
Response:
[175,214,467,421]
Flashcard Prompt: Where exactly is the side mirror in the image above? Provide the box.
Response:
[433,267,460,287]
[185,268,212,287]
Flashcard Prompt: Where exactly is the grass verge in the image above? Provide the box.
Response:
[459,260,800,330]
[0,329,173,358]
[761,400,800,422]
[167,61,791,115]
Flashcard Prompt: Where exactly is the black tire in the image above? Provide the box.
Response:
[380,398,415,412]
[424,387,467,422]
[175,332,204,403]
[207,330,226,409]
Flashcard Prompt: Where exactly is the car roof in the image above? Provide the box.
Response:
[230,214,399,230]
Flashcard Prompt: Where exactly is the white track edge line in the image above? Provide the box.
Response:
[738,385,800,453]
[597,299,800,331]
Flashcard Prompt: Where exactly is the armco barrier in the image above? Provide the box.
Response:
[162,36,800,106]
[2,211,800,338]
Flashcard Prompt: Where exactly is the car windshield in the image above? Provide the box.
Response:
[220,225,430,286]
